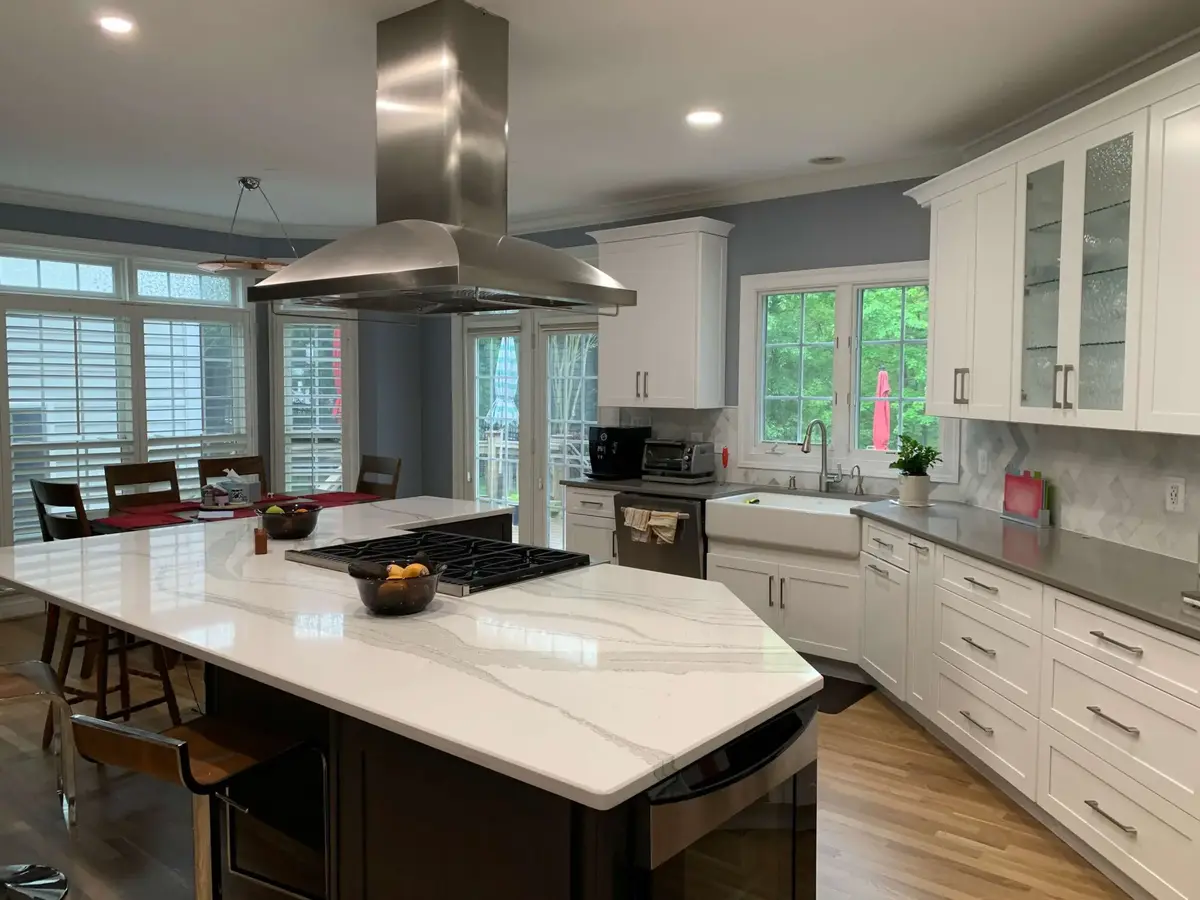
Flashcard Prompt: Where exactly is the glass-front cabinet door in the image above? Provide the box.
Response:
[1011,110,1147,428]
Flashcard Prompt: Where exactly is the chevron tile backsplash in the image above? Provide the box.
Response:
[962,421,1200,561]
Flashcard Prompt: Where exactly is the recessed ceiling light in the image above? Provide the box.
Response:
[686,109,723,128]
[98,15,135,35]
[808,156,846,165]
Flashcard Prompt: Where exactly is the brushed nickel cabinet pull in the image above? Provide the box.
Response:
[959,710,994,735]
[780,577,786,610]
[643,371,649,399]
[873,538,893,551]
[1052,364,1064,409]
[962,636,997,657]
[1087,705,1141,736]
[1063,364,1075,410]
[1088,630,1144,656]
[866,564,889,580]
[635,371,641,398]
[1085,800,1137,836]
[908,542,929,553]
[611,530,617,559]
[964,575,998,593]
[580,500,603,508]
[768,575,774,607]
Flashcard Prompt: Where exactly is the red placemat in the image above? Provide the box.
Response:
[305,491,379,507]
[96,512,190,530]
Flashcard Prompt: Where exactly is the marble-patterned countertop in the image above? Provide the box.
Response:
[0,498,821,809]
[854,501,1200,641]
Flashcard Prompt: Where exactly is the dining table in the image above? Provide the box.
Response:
[90,491,383,534]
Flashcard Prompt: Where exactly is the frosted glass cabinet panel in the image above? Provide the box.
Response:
[1077,134,1133,412]
[1010,110,1146,429]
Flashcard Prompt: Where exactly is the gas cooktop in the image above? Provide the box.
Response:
[285,531,592,596]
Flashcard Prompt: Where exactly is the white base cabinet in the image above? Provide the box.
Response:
[860,554,908,699]
[565,514,617,565]
[858,515,1200,900]
[707,545,861,663]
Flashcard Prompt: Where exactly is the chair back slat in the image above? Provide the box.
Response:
[104,462,181,512]
[30,479,91,541]
[355,455,401,499]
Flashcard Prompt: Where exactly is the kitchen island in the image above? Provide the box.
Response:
[0,498,821,899]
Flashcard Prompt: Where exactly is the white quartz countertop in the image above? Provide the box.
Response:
[0,498,821,809]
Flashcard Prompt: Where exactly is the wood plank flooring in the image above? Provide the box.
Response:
[0,613,1126,900]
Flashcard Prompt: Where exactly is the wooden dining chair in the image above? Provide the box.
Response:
[104,461,180,513]
[30,479,91,666]
[355,454,402,499]
[198,455,267,493]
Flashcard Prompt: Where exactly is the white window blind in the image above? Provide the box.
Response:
[143,319,249,495]
[7,311,135,541]
[281,323,344,494]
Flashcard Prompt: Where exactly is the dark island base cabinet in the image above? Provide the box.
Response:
[207,667,816,900]
[409,510,514,543]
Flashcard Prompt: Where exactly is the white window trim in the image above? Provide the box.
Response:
[269,311,359,493]
[0,237,259,544]
[738,261,959,483]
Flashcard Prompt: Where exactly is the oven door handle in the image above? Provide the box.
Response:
[647,696,817,805]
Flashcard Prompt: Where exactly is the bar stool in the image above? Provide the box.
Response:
[71,714,330,900]
[0,660,76,826]
[0,865,69,900]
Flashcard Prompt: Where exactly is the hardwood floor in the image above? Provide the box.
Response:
[0,613,1125,900]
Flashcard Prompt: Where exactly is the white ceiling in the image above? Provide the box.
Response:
[1,0,1199,235]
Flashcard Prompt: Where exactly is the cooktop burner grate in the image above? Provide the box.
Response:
[285,531,591,596]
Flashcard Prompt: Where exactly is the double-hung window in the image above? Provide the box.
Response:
[0,244,255,542]
[740,261,957,480]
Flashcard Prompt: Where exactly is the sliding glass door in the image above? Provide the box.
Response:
[469,330,522,535]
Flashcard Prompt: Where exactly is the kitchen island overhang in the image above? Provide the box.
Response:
[0,497,822,898]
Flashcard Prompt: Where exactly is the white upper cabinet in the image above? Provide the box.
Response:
[590,218,732,409]
[926,168,1017,420]
[904,51,1200,434]
[1139,84,1200,434]
[1011,111,1147,430]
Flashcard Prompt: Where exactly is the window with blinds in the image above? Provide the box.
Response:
[144,319,249,495]
[281,323,343,494]
[7,312,135,541]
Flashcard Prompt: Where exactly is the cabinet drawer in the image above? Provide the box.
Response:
[1042,640,1200,819]
[1043,589,1200,707]
[935,547,1042,627]
[932,656,1038,798]
[861,521,910,570]
[934,587,1041,714]
[564,488,615,519]
[1040,727,1200,900]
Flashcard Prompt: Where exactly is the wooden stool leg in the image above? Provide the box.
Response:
[44,614,80,749]
[40,603,61,665]
[117,631,131,722]
[94,623,110,720]
[79,621,98,680]
[192,795,213,900]
[153,643,182,726]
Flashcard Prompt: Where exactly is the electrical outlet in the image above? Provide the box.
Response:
[977,447,989,476]
[1166,477,1186,513]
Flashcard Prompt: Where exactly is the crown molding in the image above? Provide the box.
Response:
[509,154,959,235]
[0,184,354,241]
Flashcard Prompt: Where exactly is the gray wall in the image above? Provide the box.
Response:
[521,179,932,405]
[419,318,456,497]
[357,319,425,497]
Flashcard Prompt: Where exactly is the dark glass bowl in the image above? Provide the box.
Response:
[258,503,321,540]
[351,563,446,616]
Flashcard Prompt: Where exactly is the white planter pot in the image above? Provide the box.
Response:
[897,474,932,507]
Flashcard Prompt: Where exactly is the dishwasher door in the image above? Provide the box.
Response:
[614,493,705,579]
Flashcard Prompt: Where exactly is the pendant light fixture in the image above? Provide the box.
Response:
[197,176,299,274]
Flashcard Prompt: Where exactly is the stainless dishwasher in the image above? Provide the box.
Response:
[614,493,705,578]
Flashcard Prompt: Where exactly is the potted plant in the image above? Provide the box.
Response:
[890,435,941,507]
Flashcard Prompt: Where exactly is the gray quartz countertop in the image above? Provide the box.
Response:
[560,478,758,500]
[854,501,1200,641]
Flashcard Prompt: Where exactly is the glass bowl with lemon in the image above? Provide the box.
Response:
[348,556,446,616]
[258,502,321,540]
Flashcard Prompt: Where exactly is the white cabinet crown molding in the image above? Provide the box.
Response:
[587,217,734,243]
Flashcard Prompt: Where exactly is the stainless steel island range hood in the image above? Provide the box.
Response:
[248,0,635,315]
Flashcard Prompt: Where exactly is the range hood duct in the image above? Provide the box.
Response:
[248,0,634,314]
